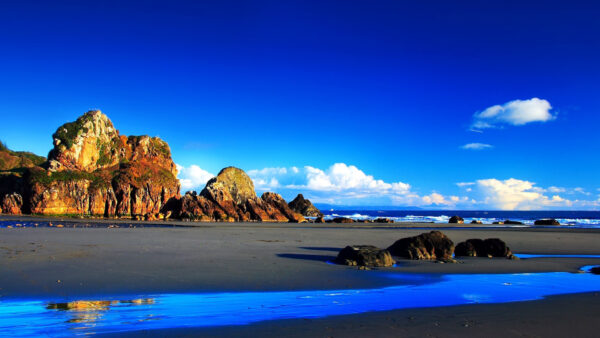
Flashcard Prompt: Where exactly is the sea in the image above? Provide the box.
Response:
[322,210,600,227]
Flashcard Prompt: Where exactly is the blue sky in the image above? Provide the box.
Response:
[1,0,599,209]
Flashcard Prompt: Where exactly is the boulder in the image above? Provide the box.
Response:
[387,231,454,261]
[314,216,325,223]
[504,220,523,225]
[331,217,354,223]
[454,238,516,259]
[590,267,600,275]
[335,245,395,267]
[374,218,394,223]
[470,220,483,224]
[449,215,464,224]
[534,219,560,226]
[288,194,323,217]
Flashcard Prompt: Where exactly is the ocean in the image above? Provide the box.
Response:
[322,210,600,227]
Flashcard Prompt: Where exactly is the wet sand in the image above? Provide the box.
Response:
[2,216,600,336]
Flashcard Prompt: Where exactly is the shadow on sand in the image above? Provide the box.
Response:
[276,253,337,262]
[298,246,341,252]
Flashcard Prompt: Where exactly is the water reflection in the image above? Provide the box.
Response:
[1,268,599,336]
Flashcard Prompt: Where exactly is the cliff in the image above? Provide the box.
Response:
[1,110,180,218]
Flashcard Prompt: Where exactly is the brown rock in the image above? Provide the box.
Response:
[387,231,454,260]
[1,193,23,214]
[534,218,561,226]
[454,238,516,259]
[335,245,395,267]
[332,217,354,223]
[288,194,323,217]
[261,192,305,223]
[374,217,394,223]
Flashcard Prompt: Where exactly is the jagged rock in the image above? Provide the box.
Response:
[387,231,454,260]
[9,110,181,218]
[454,238,516,259]
[374,217,394,223]
[288,194,323,217]
[449,215,464,224]
[1,193,23,214]
[335,245,395,267]
[534,219,560,226]
[470,220,483,224]
[504,220,523,225]
[261,192,305,223]
[314,216,325,223]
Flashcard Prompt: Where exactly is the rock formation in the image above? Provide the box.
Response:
[335,245,395,267]
[503,220,523,225]
[1,110,180,218]
[0,142,45,171]
[448,215,464,224]
[454,238,517,259]
[288,194,323,217]
[387,231,454,261]
[178,167,306,222]
[534,219,560,226]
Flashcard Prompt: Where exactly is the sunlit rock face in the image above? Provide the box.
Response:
[335,245,395,267]
[179,167,306,222]
[288,194,323,217]
[4,110,181,218]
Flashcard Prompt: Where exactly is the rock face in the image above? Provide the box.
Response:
[335,245,395,267]
[1,110,180,218]
[179,167,306,222]
[387,231,454,260]
[449,215,464,224]
[454,238,516,259]
[534,219,560,226]
[0,143,45,171]
[288,194,323,217]
[1,193,23,214]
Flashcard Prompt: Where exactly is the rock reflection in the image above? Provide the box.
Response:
[46,299,155,326]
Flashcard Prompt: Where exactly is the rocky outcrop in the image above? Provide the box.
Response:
[470,220,483,224]
[0,143,45,171]
[179,167,306,222]
[448,215,464,224]
[454,238,517,259]
[534,219,560,226]
[1,193,23,214]
[288,194,323,217]
[503,220,523,225]
[387,231,454,261]
[374,217,394,223]
[328,217,354,223]
[335,245,395,267]
[0,110,180,218]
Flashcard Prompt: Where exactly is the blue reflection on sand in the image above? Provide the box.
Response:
[1,267,599,336]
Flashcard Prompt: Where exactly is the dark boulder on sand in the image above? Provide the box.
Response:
[534,219,560,226]
[470,220,483,224]
[449,215,464,224]
[590,267,600,275]
[504,220,523,225]
[335,245,395,267]
[387,231,454,261]
[328,217,354,224]
[374,217,394,223]
[455,238,517,259]
[314,216,325,223]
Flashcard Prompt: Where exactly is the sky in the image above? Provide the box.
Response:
[1,0,599,210]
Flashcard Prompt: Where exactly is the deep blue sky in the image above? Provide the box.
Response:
[1,0,599,209]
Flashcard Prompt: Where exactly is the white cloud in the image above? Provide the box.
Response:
[247,163,461,207]
[547,186,566,193]
[472,98,555,129]
[461,143,493,150]
[176,164,215,192]
[456,182,475,187]
[475,178,572,210]
[574,187,591,196]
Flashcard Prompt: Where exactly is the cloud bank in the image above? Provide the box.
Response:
[472,98,555,129]
[176,164,215,192]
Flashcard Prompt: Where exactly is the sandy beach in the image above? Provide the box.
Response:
[2,217,600,336]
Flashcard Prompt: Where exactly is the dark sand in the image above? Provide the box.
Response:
[2,216,600,336]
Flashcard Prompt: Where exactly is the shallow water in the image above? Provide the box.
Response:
[1,266,599,336]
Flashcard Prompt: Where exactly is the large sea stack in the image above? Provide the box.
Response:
[1,110,180,219]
